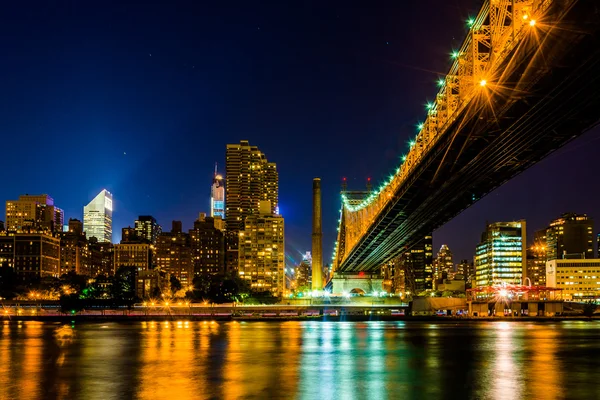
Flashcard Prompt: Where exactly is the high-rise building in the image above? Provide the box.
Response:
[544,213,593,260]
[238,201,284,296]
[526,229,548,286]
[475,220,526,287]
[114,242,153,272]
[398,234,433,293]
[295,252,312,291]
[134,216,161,244]
[58,219,90,276]
[225,140,278,271]
[434,244,454,278]
[83,189,113,243]
[155,221,193,286]
[5,194,64,232]
[89,238,114,276]
[189,213,225,276]
[211,164,225,219]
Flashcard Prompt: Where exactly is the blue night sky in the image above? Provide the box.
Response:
[1,1,599,266]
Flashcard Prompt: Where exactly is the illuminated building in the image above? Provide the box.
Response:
[546,259,600,300]
[121,227,139,243]
[295,252,312,291]
[0,231,61,281]
[5,194,64,232]
[89,237,114,276]
[136,269,170,299]
[58,219,90,275]
[155,221,193,285]
[190,213,225,275]
[475,220,526,287]
[433,244,454,286]
[225,140,278,272]
[114,242,153,272]
[83,189,113,243]
[211,164,225,219]
[397,234,433,293]
[526,229,548,286]
[135,215,161,244]
[543,213,593,260]
[238,201,284,296]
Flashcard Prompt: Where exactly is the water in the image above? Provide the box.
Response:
[0,320,599,399]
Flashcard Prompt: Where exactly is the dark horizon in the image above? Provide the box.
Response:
[1,0,599,266]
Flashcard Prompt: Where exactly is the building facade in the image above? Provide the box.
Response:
[0,232,61,281]
[396,234,433,294]
[58,219,90,276]
[5,194,64,232]
[114,243,153,271]
[526,230,548,286]
[546,259,600,300]
[475,220,526,287]
[135,215,161,244]
[155,221,193,286]
[295,252,312,292]
[189,214,225,276]
[434,244,454,279]
[544,213,593,260]
[238,201,284,296]
[89,238,114,276]
[225,141,278,272]
[83,189,113,243]
[211,165,225,219]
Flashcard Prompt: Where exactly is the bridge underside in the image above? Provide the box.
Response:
[339,0,600,272]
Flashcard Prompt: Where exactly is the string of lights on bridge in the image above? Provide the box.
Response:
[331,4,540,266]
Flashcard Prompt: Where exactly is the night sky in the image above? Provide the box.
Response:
[1,1,599,267]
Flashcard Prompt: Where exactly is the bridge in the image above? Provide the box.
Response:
[330,0,600,294]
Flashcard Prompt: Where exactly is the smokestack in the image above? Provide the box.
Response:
[312,178,323,290]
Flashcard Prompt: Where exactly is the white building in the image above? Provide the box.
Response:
[83,189,113,243]
[546,259,600,300]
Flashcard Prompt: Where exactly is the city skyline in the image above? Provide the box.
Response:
[1,0,599,265]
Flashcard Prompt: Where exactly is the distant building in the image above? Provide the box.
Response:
[295,252,312,291]
[397,234,433,293]
[0,231,61,281]
[135,216,161,244]
[5,194,64,232]
[121,227,140,244]
[225,140,278,272]
[89,238,114,276]
[211,164,225,219]
[136,269,170,299]
[475,220,526,287]
[155,221,193,286]
[189,213,225,275]
[526,230,547,286]
[546,259,600,300]
[83,189,113,243]
[238,201,284,296]
[114,243,153,272]
[544,213,593,260]
[58,219,90,275]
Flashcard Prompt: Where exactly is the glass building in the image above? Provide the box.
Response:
[83,189,113,243]
[475,220,526,287]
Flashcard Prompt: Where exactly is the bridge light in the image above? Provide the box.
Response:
[401,155,407,162]
[437,78,444,87]
[467,18,475,27]
[529,19,536,27]
[409,140,415,147]
[522,14,529,20]
[479,79,487,87]
[426,102,434,110]
[417,122,424,130]
[451,51,460,59]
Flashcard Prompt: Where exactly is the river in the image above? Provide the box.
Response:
[0,320,598,399]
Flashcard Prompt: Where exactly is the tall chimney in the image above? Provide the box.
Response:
[312,178,323,290]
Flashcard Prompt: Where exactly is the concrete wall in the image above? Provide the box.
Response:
[331,275,383,295]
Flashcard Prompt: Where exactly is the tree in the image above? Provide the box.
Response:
[111,266,138,303]
[170,275,182,293]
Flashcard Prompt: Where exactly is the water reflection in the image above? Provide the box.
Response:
[0,321,599,399]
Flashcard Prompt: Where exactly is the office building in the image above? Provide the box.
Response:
[189,213,225,275]
[225,140,278,272]
[155,221,193,286]
[434,244,454,278]
[135,216,161,244]
[296,252,312,291]
[89,238,114,276]
[83,189,113,243]
[546,259,600,300]
[0,232,61,281]
[238,201,284,296]
[396,234,433,294]
[526,230,548,286]
[5,194,64,232]
[544,213,593,260]
[211,164,225,219]
[475,220,526,287]
[114,243,153,271]
[58,219,90,275]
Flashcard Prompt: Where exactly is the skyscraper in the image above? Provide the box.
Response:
[5,194,64,232]
[544,213,593,260]
[434,244,454,277]
[225,140,278,271]
[211,164,225,219]
[155,221,193,286]
[83,189,113,243]
[134,215,161,244]
[238,201,284,296]
[189,213,225,276]
[475,220,526,287]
